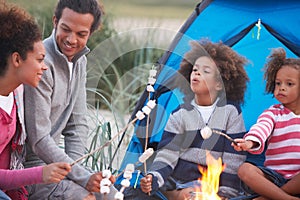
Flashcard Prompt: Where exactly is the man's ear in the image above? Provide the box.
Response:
[52,15,58,28]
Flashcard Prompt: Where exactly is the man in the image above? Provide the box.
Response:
[24,0,115,199]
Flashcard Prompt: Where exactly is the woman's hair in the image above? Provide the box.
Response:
[177,39,249,105]
[0,1,41,76]
[54,0,103,33]
[264,47,300,94]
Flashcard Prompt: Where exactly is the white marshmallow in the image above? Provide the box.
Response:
[142,106,151,115]
[146,100,156,109]
[100,178,111,186]
[102,169,111,178]
[146,85,155,92]
[100,185,110,194]
[149,69,157,77]
[121,179,131,187]
[148,77,156,85]
[139,148,154,163]
[201,126,213,139]
[114,192,124,200]
[135,111,145,120]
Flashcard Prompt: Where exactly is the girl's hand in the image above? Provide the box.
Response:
[232,139,256,151]
[140,174,153,193]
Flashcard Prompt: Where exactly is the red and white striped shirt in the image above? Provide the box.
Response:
[245,104,300,179]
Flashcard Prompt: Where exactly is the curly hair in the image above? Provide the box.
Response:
[0,1,41,76]
[54,0,103,33]
[177,39,249,105]
[264,47,300,94]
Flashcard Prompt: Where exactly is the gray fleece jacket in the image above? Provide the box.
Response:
[24,30,91,188]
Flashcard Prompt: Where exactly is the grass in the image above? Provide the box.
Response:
[102,0,198,19]
[7,0,198,19]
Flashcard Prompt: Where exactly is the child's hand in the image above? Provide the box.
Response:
[42,162,71,183]
[232,139,255,151]
[140,174,153,193]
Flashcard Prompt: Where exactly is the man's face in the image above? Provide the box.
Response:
[53,8,94,61]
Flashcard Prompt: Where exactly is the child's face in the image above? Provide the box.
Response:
[274,65,300,108]
[190,56,222,98]
[16,41,48,87]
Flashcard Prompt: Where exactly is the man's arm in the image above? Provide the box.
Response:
[24,68,91,188]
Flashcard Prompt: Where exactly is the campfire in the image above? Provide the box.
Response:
[189,152,225,200]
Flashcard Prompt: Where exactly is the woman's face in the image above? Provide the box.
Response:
[274,65,300,110]
[190,56,222,98]
[16,41,48,87]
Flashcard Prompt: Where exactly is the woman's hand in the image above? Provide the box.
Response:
[42,162,71,183]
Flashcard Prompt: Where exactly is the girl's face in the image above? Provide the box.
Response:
[274,65,300,110]
[190,56,222,103]
[16,41,48,87]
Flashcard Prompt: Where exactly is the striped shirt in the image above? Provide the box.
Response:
[149,99,247,191]
[245,104,300,179]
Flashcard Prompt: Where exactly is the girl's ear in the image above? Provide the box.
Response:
[215,80,223,91]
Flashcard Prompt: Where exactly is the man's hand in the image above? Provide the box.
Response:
[86,171,115,192]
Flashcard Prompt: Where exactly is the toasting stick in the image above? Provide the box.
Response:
[201,126,238,145]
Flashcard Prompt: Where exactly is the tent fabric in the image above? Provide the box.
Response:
[115,0,300,196]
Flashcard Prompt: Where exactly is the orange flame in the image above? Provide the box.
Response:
[193,152,225,200]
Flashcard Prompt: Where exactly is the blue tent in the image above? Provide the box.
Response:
[115,0,300,198]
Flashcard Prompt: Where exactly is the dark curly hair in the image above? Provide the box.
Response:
[177,39,249,105]
[54,0,103,34]
[264,47,300,94]
[0,1,41,76]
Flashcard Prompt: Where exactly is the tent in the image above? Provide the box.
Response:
[114,0,300,199]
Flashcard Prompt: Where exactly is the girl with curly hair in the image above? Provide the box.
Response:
[234,48,300,200]
[140,39,249,200]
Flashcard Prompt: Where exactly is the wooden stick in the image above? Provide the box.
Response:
[212,129,238,145]
[71,117,138,166]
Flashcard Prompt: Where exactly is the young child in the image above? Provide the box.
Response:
[140,40,249,200]
[0,2,71,199]
[233,47,300,200]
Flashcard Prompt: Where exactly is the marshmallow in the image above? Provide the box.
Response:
[146,100,156,109]
[142,106,151,115]
[146,85,155,92]
[102,169,111,178]
[148,77,156,85]
[114,192,124,200]
[139,148,154,163]
[121,179,131,188]
[123,164,134,179]
[201,126,213,139]
[100,178,111,187]
[135,111,145,120]
[149,69,157,77]
[100,185,110,194]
